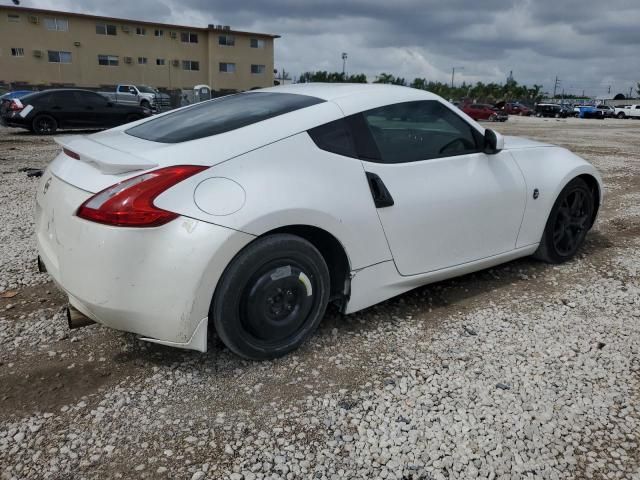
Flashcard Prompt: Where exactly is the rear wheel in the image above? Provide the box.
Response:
[212,234,330,360]
[32,114,57,135]
[617,112,626,119]
[534,178,594,264]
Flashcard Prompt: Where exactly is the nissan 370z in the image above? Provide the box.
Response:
[35,84,602,360]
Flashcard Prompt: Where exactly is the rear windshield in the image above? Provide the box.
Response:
[126,92,325,143]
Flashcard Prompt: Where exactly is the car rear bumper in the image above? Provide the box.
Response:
[35,170,255,351]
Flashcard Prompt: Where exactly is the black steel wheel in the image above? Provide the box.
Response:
[32,114,57,135]
[534,178,595,263]
[212,234,330,360]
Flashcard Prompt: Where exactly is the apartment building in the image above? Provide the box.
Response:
[0,6,279,91]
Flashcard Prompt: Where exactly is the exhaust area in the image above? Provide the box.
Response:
[66,305,96,330]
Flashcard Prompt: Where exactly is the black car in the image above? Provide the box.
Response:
[0,89,151,134]
[535,103,569,118]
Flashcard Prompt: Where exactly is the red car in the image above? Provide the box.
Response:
[462,104,508,122]
[502,102,531,116]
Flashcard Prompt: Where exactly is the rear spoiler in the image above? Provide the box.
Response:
[54,135,158,175]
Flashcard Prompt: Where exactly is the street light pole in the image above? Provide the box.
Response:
[341,52,348,76]
[451,66,464,88]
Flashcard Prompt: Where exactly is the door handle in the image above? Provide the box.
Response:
[365,172,394,208]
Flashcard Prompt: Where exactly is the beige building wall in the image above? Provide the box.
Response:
[0,6,278,91]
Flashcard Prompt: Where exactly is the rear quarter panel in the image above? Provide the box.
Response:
[154,132,393,270]
[511,146,603,248]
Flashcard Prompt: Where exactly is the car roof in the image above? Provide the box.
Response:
[259,83,438,102]
[257,83,441,117]
[37,88,102,94]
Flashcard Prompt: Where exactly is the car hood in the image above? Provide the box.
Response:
[503,136,552,150]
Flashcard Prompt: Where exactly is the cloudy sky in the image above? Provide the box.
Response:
[30,0,640,97]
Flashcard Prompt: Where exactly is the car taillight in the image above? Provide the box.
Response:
[76,165,207,227]
[9,99,23,111]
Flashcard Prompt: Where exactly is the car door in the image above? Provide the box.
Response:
[354,100,527,276]
[74,91,118,128]
[47,91,80,128]
[117,85,138,106]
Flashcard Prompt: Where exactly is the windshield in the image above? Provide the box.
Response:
[137,85,157,94]
[126,92,325,143]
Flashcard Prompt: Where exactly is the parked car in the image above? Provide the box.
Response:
[36,84,601,360]
[99,84,171,111]
[1,89,152,134]
[462,104,508,121]
[535,104,569,118]
[501,102,532,116]
[0,90,33,115]
[576,106,605,120]
[614,105,640,119]
[596,105,615,118]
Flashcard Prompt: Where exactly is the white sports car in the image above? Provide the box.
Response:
[36,84,602,360]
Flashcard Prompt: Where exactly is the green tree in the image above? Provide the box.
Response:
[298,71,367,83]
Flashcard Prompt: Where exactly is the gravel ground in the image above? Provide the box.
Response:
[0,117,639,480]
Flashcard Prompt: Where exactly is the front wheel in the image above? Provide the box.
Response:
[211,234,330,360]
[534,178,595,264]
[617,112,626,119]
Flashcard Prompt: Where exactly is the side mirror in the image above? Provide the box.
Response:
[484,129,504,154]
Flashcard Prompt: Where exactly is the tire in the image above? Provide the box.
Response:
[140,100,151,109]
[32,114,57,135]
[617,112,625,119]
[534,178,595,264]
[211,234,330,360]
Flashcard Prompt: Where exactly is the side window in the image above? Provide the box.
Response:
[308,119,357,158]
[75,91,107,106]
[360,101,480,164]
[117,85,130,93]
[50,92,77,105]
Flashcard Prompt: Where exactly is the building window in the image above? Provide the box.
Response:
[10,48,24,57]
[138,57,148,65]
[96,23,117,35]
[180,32,198,43]
[98,54,119,66]
[156,58,165,66]
[154,29,163,37]
[136,27,146,35]
[8,13,20,22]
[182,60,200,71]
[250,38,265,48]
[44,18,68,31]
[48,50,72,63]
[251,64,266,74]
[219,62,236,73]
[218,35,235,46]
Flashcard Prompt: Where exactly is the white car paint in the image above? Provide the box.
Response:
[36,83,602,352]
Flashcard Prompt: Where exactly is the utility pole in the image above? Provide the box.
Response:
[630,86,634,100]
[341,52,348,75]
[552,76,560,98]
[451,66,464,88]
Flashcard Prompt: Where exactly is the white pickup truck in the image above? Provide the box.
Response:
[614,105,640,119]
[99,84,171,112]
